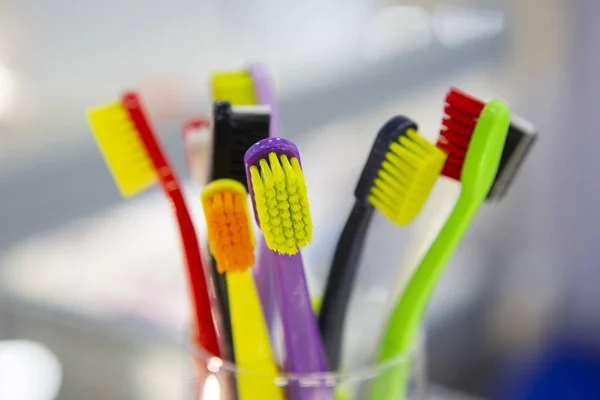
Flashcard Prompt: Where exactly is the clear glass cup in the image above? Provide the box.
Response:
[188,333,426,400]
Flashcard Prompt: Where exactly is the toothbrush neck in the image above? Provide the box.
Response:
[353,201,375,214]
[157,166,180,194]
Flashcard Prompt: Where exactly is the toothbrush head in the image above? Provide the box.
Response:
[211,101,270,187]
[211,70,257,105]
[437,87,486,181]
[86,92,158,197]
[356,116,446,225]
[244,137,312,255]
[460,98,511,202]
[486,115,537,201]
[181,117,211,184]
[201,179,256,273]
[438,87,533,201]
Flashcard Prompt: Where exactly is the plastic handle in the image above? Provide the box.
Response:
[172,191,221,357]
[274,252,332,400]
[122,92,221,357]
[249,63,280,138]
[227,271,283,400]
[370,193,480,400]
[253,237,276,332]
[318,202,375,370]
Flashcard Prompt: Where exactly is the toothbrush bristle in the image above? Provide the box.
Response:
[202,180,255,273]
[86,96,157,197]
[211,102,270,188]
[249,152,312,255]
[368,129,446,225]
[211,70,257,105]
[437,88,486,181]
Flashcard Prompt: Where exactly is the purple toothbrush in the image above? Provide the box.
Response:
[248,63,279,331]
[249,63,280,138]
[245,138,332,400]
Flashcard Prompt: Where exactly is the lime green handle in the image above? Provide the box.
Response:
[369,193,478,400]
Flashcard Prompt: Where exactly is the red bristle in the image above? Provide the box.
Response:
[446,88,485,113]
[442,118,476,139]
[443,104,478,127]
[441,163,462,181]
[438,137,468,158]
[437,88,486,181]
[446,153,466,168]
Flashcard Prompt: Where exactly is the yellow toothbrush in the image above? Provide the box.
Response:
[202,179,283,400]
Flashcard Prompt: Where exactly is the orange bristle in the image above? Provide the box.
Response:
[437,88,486,181]
[202,182,255,273]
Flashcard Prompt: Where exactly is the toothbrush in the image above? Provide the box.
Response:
[210,101,270,362]
[86,92,220,357]
[390,94,538,306]
[248,63,280,332]
[318,117,447,371]
[181,117,211,187]
[202,179,283,400]
[369,89,511,400]
[210,71,259,361]
[245,137,332,400]
[213,65,281,331]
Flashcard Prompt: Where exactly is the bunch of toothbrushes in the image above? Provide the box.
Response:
[86,62,536,400]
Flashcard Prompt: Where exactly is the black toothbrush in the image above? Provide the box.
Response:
[210,101,270,363]
[318,116,422,371]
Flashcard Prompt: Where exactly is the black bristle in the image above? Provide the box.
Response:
[210,102,270,188]
[486,116,537,201]
[354,116,418,203]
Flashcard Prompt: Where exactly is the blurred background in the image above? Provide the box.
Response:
[0,0,597,399]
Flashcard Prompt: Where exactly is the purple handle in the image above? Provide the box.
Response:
[248,63,280,332]
[274,252,332,400]
[249,63,280,138]
[252,237,276,332]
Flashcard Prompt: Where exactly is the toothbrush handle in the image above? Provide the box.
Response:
[123,93,220,357]
[318,202,375,370]
[253,236,276,332]
[210,258,234,361]
[275,252,328,372]
[248,63,280,138]
[274,252,332,400]
[370,194,479,400]
[227,271,284,400]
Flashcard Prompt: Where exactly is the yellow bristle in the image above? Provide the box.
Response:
[249,153,312,255]
[368,129,446,225]
[211,70,257,105]
[202,179,256,273]
[86,102,157,197]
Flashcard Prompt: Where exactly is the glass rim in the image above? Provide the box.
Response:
[190,331,422,384]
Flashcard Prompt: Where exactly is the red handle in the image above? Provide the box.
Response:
[123,92,221,357]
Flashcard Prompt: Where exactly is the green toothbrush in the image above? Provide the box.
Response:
[368,89,511,400]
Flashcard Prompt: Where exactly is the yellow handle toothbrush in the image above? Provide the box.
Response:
[209,68,260,367]
[202,179,283,400]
